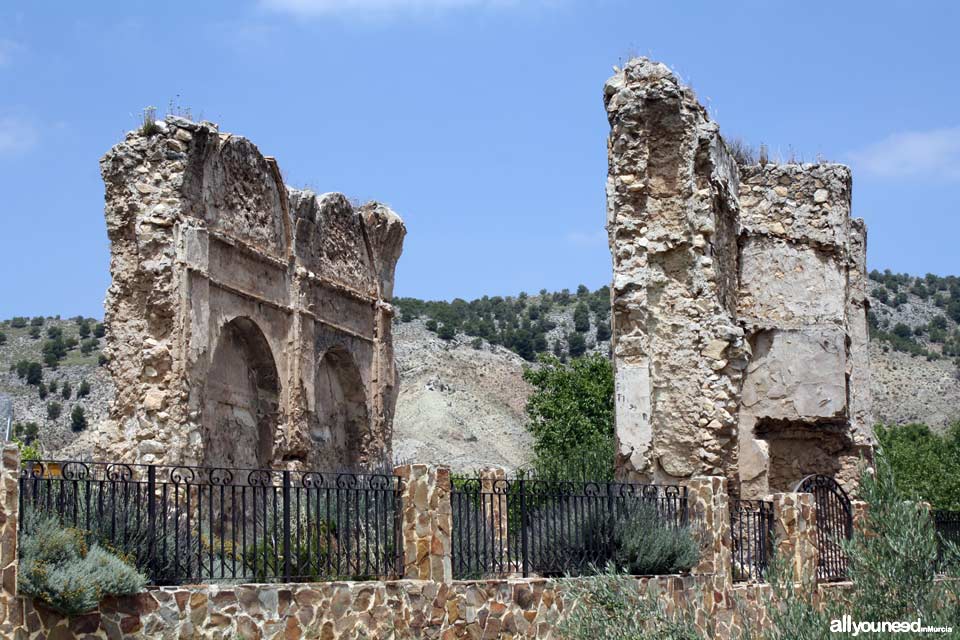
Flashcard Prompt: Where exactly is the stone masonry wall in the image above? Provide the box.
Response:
[605,58,872,497]
[0,447,840,640]
[78,116,405,471]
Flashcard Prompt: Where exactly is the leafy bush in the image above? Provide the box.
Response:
[61,381,72,400]
[18,511,146,616]
[80,338,98,354]
[438,323,455,341]
[78,321,90,339]
[0,331,5,345]
[47,402,62,420]
[30,316,44,327]
[78,380,91,398]
[37,383,47,400]
[28,326,40,339]
[10,316,27,328]
[93,323,106,338]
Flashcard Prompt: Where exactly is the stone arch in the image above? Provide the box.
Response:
[311,348,370,468]
[202,317,280,470]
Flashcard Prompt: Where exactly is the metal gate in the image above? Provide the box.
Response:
[796,474,852,581]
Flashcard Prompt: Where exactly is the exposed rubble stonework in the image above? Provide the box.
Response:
[605,59,873,497]
[91,116,405,470]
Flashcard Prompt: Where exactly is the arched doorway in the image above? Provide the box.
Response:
[312,348,369,468]
[796,474,852,581]
[202,317,279,470]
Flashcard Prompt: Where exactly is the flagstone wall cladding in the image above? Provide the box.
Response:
[604,58,873,498]
[0,451,843,640]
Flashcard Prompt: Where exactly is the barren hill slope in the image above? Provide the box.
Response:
[2,273,958,464]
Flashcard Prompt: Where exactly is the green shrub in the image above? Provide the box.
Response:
[10,316,27,328]
[28,326,40,339]
[37,383,47,400]
[70,406,87,432]
[78,321,91,339]
[438,323,455,340]
[98,354,108,367]
[0,331,5,345]
[93,323,106,339]
[25,362,43,385]
[610,506,699,575]
[47,402,62,420]
[61,381,72,400]
[30,316,44,327]
[18,512,146,616]
[13,422,39,445]
[876,423,960,510]
[78,380,91,398]
[557,569,709,640]
[80,338,98,355]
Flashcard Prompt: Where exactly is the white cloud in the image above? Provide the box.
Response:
[566,229,607,249]
[262,0,525,17]
[847,126,960,181]
[0,116,38,154]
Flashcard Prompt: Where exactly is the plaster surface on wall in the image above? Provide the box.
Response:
[87,116,405,470]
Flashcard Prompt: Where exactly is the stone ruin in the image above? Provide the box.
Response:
[604,59,873,498]
[91,115,405,471]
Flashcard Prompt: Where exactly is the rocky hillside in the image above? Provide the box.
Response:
[1,273,958,466]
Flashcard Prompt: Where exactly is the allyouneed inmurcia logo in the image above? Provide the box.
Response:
[830,616,953,635]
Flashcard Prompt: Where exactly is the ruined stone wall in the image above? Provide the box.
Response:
[92,116,405,470]
[605,59,872,497]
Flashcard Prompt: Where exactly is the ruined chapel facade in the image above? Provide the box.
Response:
[605,59,873,498]
[94,116,405,471]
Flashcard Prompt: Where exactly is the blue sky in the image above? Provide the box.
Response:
[1,1,958,319]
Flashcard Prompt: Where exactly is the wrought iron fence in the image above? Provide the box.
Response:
[18,460,403,585]
[933,509,960,570]
[730,499,774,582]
[450,474,688,578]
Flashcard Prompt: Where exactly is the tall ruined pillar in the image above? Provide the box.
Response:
[736,165,874,497]
[604,58,872,496]
[604,59,749,486]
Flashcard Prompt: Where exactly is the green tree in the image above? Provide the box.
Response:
[78,321,91,339]
[13,422,39,445]
[595,318,612,342]
[47,402,62,420]
[522,353,615,480]
[37,382,48,400]
[80,338,98,354]
[875,423,960,510]
[70,406,87,432]
[573,301,591,333]
[10,317,27,328]
[78,380,91,398]
[568,332,587,358]
[892,322,912,339]
[0,331,6,345]
[28,326,40,340]
[93,323,106,338]
[61,381,72,400]
[425,319,438,333]
[46,326,62,340]
[30,316,44,327]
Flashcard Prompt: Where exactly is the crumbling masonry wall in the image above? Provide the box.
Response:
[92,116,405,470]
[605,59,873,497]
